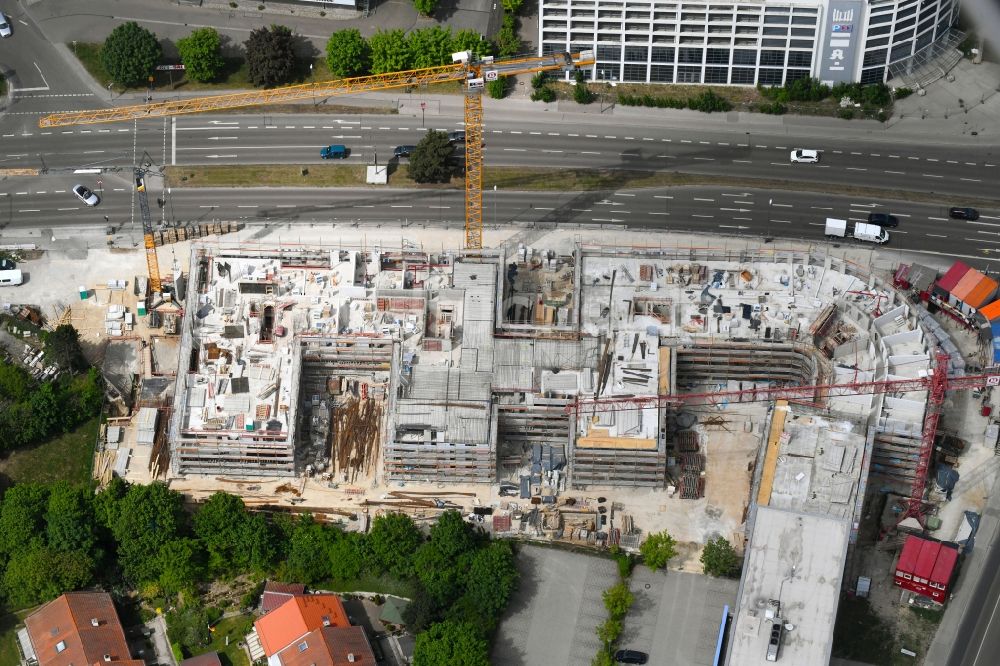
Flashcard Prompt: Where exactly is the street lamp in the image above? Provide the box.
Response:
[765,198,774,243]
[746,131,751,149]
[493,185,498,227]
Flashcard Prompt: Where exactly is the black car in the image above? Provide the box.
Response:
[393,145,416,159]
[448,130,466,144]
[950,207,980,221]
[868,212,899,228]
[614,649,648,664]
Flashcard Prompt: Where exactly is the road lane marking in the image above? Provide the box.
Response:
[962,178,982,182]
[503,148,526,151]
[734,200,754,205]
[615,193,636,197]
[733,160,752,164]
[693,157,715,161]
[929,217,947,221]
[885,170,905,175]
[846,167,867,171]
[927,234,947,238]
[390,205,413,208]
[653,195,673,199]
[923,174,944,178]
[581,151,601,155]
[810,206,833,210]
[692,214,714,218]
[650,212,669,216]
[772,203,792,208]
[237,205,258,208]
[694,198,715,202]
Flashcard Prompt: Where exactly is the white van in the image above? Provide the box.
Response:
[0,269,24,286]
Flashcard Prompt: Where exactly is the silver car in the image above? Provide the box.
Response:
[0,13,11,38]
[72,184,100,206]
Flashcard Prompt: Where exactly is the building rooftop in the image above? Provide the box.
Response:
[727,506,849,666]
[255,594,350,657]
[23,592,142,666]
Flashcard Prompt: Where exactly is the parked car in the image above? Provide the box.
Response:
[0,13,11,38]
[393,145,416,159]
[614,649,648,664]
[448,130,466,144]
[320,144,348,159]
[867,212,899,228]
[949,207,980,221]
[72,184,100,206]
[789,149,820,163]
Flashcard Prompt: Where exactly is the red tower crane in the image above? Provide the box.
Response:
[569,349,994,520]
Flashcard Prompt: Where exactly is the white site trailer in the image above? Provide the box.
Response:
[824,218,889,244]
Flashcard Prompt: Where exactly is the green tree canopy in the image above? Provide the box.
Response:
[238,513,279,574]
[429,510,476,560]
[700,536,742,578]
[177,27,225,83]
[157,538,204,596]
[414,542,464,606]
[602,582,634,619]
[462,541,518,617]
[327,530,365,581]
[451,29,490,58]
[640,530,677,571]
[0,483,50,557]
[193,491,250,575]
[244,24,297,87]
[283,516,335,584]
[44,324,87,372]
[111,482,187,583]
[413,0,440,17]
[412,620,490,666]
[409,27,453,69]
[325,29,370,78]
[0,363,33,401]
[494,14,521,58]
[408,130,456,184]
[366,512,423,578]
[1,548,94,607]
[45,482,97,556]
[369,29,412,74]
[101,21,162,88]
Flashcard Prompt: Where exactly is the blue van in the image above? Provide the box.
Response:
[320,144,348,159]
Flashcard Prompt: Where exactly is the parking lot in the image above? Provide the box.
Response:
[492,544,737,666]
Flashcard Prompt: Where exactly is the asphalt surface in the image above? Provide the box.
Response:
[1,113,997,201]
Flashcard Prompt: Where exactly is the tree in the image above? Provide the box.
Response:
[369,29,412,74]
[101,21,161,88]
[501,0,524,13]
[43,324,87,372]
[640,530,677,571]
[409,27,453,69]
[412,0,439,17]
[0,363,33,401]
[595,616,622,648]
[602,582,634,619]
[451,29,490,58]
[414,543,463,606]
[177,27,225,83]
[408,130,455,184]
[462,541,518,616]
[429,510,476,560]
[157,538,204,596]
[327,530,365,581]
[325,29,370,78]
[283,516,335,584]
[366,512,423,578]
[402,585,443,633]
[194,491,249,575]
[412,620,490,666]
[701,536,742,578]
[487,77,507,99]
[245,25,297,88]
[238,513,279,574]
[1,548,94,607]
[494,14,520,58]
[573,70,595,104]
[591,651,615,666]
[111,482,187,583]
[45,482,97,556]
[0,483,50,557]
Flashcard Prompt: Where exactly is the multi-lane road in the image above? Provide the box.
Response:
[2,113,997,200]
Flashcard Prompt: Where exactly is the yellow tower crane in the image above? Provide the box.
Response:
[39,50,595,250]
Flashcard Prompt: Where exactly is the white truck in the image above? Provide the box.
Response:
[824,217,889,244]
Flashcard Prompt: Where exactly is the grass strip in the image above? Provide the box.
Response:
[165,164,366,188]
[167,164,1000,209]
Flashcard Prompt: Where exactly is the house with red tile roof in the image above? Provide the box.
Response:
[180,653,222,666]
[250,592,374,666]
[261,581,306,614]
[20,592,143,666]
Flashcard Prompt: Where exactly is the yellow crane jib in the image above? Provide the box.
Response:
[39,51,597,253]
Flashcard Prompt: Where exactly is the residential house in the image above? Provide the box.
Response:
[250,592,376,666]
[19,592,142,666]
